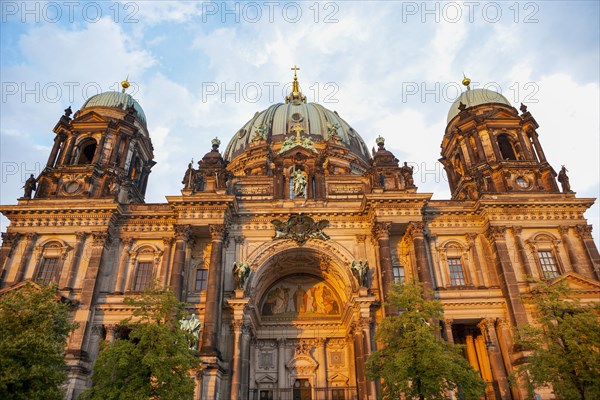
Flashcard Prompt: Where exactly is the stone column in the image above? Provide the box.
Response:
[240,324,252,400]
[105,325,117,343]
[443,319,454,343]
[58,134,77,166]
[159,237,174,286]
[92,132,107,164]
[466,233,485,287]
[407,222,433,295]
[69,232,111,354]
[360,318,377,399]
[487,129,503,161]
[460,136,476,166]
[59,232,88,290]
[114,238,133,293]
[486,226,528,326]
[14,233,38,283]
[201,224,226,356]
[0,233,20,286]
[472,130,487,162]
[575,224,600,279]
[317,338,328,389]
[109,135,122,165]
[558,226,585,276]
[170,225,192,300]
[464,331,481,374]
[512,227,534,280]
[516,129,533,160]
[372,222,393,313]
[230,320,244,400]
[352,323,367,400]
[46,133,65,168]
[528,130,547,163]
[278,339,287,391]
[479,319,511,400]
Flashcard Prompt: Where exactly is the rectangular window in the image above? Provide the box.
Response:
[133,262,153,291]
[331,388,346,400]
[37,257,60,285]
[538,251,559,279]
[392,265,405,283]
[194,269,208,291]
[448,258,466,286]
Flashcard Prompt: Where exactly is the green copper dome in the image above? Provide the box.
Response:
[447,88,512,123]
[82,91,147,127]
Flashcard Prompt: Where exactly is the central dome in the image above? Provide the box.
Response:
[224,102,370,162]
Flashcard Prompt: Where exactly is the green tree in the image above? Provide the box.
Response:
[80,287,198,400]
[0,282,77,400]
[366,282,486,400]
[514,280,600,399]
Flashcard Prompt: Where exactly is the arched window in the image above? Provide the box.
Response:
[127,244,163,292]
[33,240,70,285]
[76,138,97,165]
[438,241,471,288]
[526,233,564,280]
[497,134,517,160]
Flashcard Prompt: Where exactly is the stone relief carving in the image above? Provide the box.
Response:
[271,214,330,245]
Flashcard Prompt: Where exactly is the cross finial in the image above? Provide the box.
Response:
[291,65,300,76]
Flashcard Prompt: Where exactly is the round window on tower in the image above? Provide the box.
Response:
[516,176,529,189]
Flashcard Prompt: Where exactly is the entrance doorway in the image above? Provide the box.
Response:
[293,379,312,400]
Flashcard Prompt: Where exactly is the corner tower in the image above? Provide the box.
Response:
[33,80,155,204]
[441,77,559,200]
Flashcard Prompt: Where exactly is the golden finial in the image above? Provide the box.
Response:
[285,65,306,103]
[121,75,130,93]
[462,73,471,90]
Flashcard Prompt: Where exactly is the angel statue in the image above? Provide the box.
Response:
[232,261,251,289]
[179,313,202,350]
[351,260,370,288]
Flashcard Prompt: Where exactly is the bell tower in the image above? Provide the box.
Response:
[32,80,155,203]
[440,76,560,200]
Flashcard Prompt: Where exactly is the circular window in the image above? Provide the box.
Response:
[291,112,303,122]
[64,180,81,194]
[516,176,529,189]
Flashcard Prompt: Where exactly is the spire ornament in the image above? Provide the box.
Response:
[285,65,307,104]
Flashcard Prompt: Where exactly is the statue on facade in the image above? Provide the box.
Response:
[293,169,307,198]
[558,165,571,192]
[22,174,37,199]
[401,162,415,187]
[232,261,251,289]
[351,260,370,288]
[182,160,196,190]
[179,313,202,350]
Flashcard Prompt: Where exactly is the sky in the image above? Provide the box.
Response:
[1,1,599,245]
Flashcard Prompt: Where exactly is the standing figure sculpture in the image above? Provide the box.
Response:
[557,165,571,192]
[351,260,370,288]
[179,313,202,350]
[182,161,196,190]
[401,162,415,187]
[232,262,251,289]
[293,169,307,198]
[23,174,37,199]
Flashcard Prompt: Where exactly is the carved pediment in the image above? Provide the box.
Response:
[73,110,110,124]
[255,374,277,384]
[286,354,318,375]
[548,272,600,291]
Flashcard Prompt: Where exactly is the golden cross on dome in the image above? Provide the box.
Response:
[291,65,300,76]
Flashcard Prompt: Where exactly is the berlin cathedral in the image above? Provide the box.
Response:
[1,69,599,400]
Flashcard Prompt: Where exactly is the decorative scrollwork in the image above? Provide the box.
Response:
[271,213,330,245]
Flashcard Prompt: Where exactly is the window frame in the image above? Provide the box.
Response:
[133,261,154,291]
[194,268,208,292]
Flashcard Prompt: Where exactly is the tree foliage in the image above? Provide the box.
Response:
[0,283,77,400]
[514,280,600,399]
[80,287,198,400]
[366,282,486,400]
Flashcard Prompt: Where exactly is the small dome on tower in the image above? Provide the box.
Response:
[447,88,512,123]
[81,91,147,128]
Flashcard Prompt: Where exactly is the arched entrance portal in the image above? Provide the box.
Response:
[246,243,368,400]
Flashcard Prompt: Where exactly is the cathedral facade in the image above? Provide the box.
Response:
[1,72,599,400]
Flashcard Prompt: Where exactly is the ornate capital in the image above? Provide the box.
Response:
[574,224,593,239]
[465,232,478,244]
[24,232,39,242]
[359,317,372,331]
[557,225,570,236]
[486,226,506,243]
[174,224,193,242]
[511,226,523,235]
[162,237,174,247]
[91,231,110,247]
[234,236,245,245]
[1,232,20,248]
[406,221,425,239]
[74,231,88,242]
[232,320,244,332]
[209,224,226,242]
[355,234,367,244]
[444,318,454,327]
[372,221,392,240]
